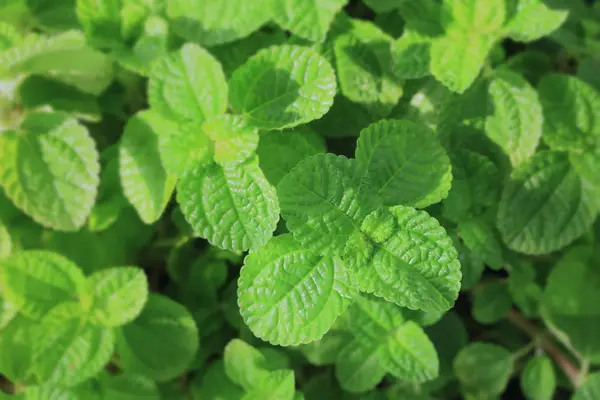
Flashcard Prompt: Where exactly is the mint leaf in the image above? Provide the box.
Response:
[454,342,513,398]
[116,294,199,381]
[459,216,504,270]
[229,45,336,130]
[355,119,452,208]
[485,69,543,167]
[497,151,597,255]
[505,0,569,42]
[0,251,86,319]
[278,154,380,256]
[335,338,387,393]
[442,0,506,34]
[148,43,228,123]
[167,0,272,46]
[521,355,556,400]
[238,234,357,346]
[0,315,35,383]
[538,74,600,152]
[120,110,177,224]
[392,30,434,80]
[88,267,148,327]
[271,0,348,42]
[177,158,279,252]
[202,115,259,167]
[472,282,512,324]
[156,121,214,178]
[0,112,99,231]
[99,372,160,400]
[224,339,270,390]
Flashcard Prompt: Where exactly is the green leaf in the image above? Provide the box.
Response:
[300,330,352,366]
[578,57,600,92]
[472,282,512,324]
[425,312,468,383]
[0,219,11,259]
[177,157,279,252]
[0,315,35,383]
[148,43,228,123]
[392,30,434,80]
[244,370,296,400]
[0,22,21,50]
[454,342,513,398]
[335,338,387,393]
[99,372,160,400]
[520,355,556,400]
[203,115,259,167]
[363,0,400,13]
[191,360,244,400]
[33,303,115,386]
[442,0,506,34]
[505,0,569,42]
[76,0,125,49]
[497,151,597,255]
[116,294,199,381]
[238,234,357,346]
[485,69,543,167]
[224,339,270,390]
[88,146,126,232]
[278,154,380,256]
[538,74,600,152]
[88,267,148,327]
[271,0,348,42]
[573,372,600,400]
[459,216,504,270]
[508,261,542,317]
[0,251,87,319]
[120,110,178,224]
[355,119,452,208]
[229,45,336,130]
[505,50,553,85]
[351,206,462,312]
[167,0,272,46]
[27,0,80,32]
[0,112,100,231]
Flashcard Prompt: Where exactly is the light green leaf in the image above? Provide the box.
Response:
[99,372,160,400]
[229,45,336,130]
[191,360,244,400]
[442,0,506,34]
[521,355,556,400]
[88,267,148,327]
[0,314,36,383]
[116,294,199,381]
[88,146,126,232]
[76,0,125,49]
[573,372,600,400]
[0,219,11,258]
[203,115,259,167]
[0,251,87,319]
[485,69,543,167]
[33,303,115,387]
[238,234,357,346]
[148,43,228,123]
[177,157,279,252]
[335,338,387,393]
[271,0,348,42]
[454,342,513,398]
[120,110,178,224]
[167,0,272,46]
[538,74,600,152]
[472,282,512,324]
[224,339,270,390]
[459,216,504,270]
[278,154,380,256]
[0,112,99,231]
[300,330,352,366]
[505,0,569,42]
[351,206,462,312]
[497,151,597,255]
[355,119,452,208]
[392,30,434,80]
[244,370,296,400]
[0,22,21,50]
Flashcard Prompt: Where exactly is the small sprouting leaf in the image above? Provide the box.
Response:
[278,154,380,256]
[355,119,452,208]
[0,112,100,231]
[454,342,513,398]
[88,267,149,327]
[167,0,272,46]
[0,251,86,319]
[538,74,600,152]
[505,0,569,42]
[485,69,543,167]
[116,294,199,381]
[229,45,336,130]
[521,355,556,400]
[177,157,279,252]
[238,234,357,346]
[271,0,348,42]
[120,110,178,225]
[202,114,259,167]
[497,151,597,255]
[472,282,512,324]
[148,43,228,123]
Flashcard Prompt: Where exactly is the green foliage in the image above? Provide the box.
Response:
[0,0,598,398]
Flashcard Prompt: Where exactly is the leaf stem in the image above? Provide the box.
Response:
[506,309,581,387]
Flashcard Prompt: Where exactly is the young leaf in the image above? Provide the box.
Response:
[202,115,259,167]
[521,355,556,400]
[505,0,569,42]
[355,119,452,208]
[229,45,336,130]
[177,157,279,252]
[120,110,178,225]
[472,282,512,324]
[0,112,100,231]
[538,74,600,152]
[88,267,149,327]
[485,69,543,167]
[278,154,380,256]
[0,251,87,319]
[148,43,228,123]
[497,151,597,255]
[271,0,348,42]
[116,294,199,381]
[454,342,513,398]
[238,234,357,346]
[167,0,272,46]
